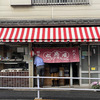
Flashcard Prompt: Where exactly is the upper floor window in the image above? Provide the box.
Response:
[32,0,89,5]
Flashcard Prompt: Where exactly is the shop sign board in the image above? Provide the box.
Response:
[34,47,79,63]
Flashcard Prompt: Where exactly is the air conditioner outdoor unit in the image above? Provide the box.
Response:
[10,0,31,5]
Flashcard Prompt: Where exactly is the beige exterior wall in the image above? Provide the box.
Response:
[0,0,100,20]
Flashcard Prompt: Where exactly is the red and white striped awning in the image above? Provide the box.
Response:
[0,27,100,42]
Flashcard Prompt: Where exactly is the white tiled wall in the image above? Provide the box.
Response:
[0,0,100,20]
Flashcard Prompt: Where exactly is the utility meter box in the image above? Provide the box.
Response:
[10,0,31,5]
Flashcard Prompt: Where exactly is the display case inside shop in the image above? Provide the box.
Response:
[0,44,29,71]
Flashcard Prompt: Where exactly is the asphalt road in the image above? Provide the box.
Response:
[0,90,100,100]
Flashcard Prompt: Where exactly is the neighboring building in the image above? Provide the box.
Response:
[0,0,100,88]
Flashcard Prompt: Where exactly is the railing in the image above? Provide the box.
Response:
[0,75,100,99]
[32,0,89,5]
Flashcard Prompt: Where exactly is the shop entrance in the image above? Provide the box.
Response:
[64,63,79,86]
[34,62,79,87]
[64,63,70,85]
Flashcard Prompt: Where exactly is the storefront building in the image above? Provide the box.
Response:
[0,0,100,88]
[0,27,100,87]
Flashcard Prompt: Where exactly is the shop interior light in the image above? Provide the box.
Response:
[93,48,96,54]
[5,44,21,47]
[0,43,5,45]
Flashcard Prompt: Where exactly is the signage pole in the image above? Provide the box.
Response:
[70,63,73,87]
[70,43,73,87]
[88,44,91,87]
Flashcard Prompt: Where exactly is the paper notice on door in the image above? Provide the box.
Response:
[91,67,96,71]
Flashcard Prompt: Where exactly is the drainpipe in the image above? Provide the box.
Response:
[79,45,82,86]
[70,63,73,87]
[88,43,91,87]
[70,43,73,87]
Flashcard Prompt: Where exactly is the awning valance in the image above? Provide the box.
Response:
[0,27,100,42]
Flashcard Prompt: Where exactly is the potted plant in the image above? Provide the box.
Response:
[91,82,100,89]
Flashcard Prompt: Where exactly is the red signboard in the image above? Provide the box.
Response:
[34,47,80,63]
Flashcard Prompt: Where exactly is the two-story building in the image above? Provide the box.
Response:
[0,0,100,88]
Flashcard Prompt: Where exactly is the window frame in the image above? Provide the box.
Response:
[31,0,90,5]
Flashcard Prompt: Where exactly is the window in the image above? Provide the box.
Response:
[32,0,89,5]
[10,0,31,5]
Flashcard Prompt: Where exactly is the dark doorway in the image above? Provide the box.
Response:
[64,63,70,85]
[72,63,79,85]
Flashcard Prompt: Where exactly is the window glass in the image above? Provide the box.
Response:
[82,73,89,84]
[81,45,88,71]
[98,46,100,71]
[91,73,98,83]
[90,45,98,71]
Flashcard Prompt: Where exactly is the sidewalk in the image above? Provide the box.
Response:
[13,85,91,92]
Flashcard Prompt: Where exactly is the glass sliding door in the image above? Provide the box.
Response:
[90,45,100,83]
[81,45,89,85]
[81,44,100,86]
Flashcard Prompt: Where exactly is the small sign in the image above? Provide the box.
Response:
[81,56,85,59]
[91,67,96,71]
[82,51,88,56]
[17,47,24,53]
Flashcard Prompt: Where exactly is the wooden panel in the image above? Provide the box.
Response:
[44,67,52,86]
[0,46,4,70]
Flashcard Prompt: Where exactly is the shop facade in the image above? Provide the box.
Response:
[0,27,100,87]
